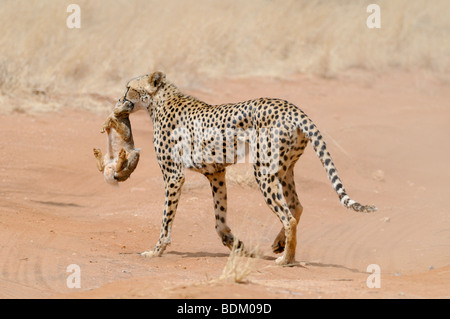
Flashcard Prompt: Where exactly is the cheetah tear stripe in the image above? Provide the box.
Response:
[297,113,377,213]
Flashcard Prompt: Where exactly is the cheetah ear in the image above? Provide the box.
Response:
[148,72,165,90]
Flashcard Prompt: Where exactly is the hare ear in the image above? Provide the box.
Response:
[149,71,165,88]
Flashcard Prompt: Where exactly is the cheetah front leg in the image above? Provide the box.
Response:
[205,170,246,253]
[141,169,185,258]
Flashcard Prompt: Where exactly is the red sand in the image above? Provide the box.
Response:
[0,72,449,298]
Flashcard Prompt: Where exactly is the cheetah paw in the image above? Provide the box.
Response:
[271,241,285,254]
[140,251,155,258]
[275,255,298,267]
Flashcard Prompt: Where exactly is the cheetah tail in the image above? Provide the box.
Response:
[297,115,377,213]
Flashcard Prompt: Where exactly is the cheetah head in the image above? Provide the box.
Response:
[121,72,166,113]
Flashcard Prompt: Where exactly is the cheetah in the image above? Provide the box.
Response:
[93,100,141,185]
[117,71,376,265]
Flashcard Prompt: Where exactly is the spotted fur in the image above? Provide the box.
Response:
[121,72,376,265]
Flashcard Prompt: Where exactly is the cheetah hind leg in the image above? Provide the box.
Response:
[272,168,303,254]
[255,169,298,265]
[271,203,302,255]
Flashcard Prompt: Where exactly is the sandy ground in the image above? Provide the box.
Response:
[0,71,449,299]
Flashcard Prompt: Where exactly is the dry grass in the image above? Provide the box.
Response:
[220,243,260,284]
[0,0,449,113]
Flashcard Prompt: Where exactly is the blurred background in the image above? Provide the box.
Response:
[0,0,449,112]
